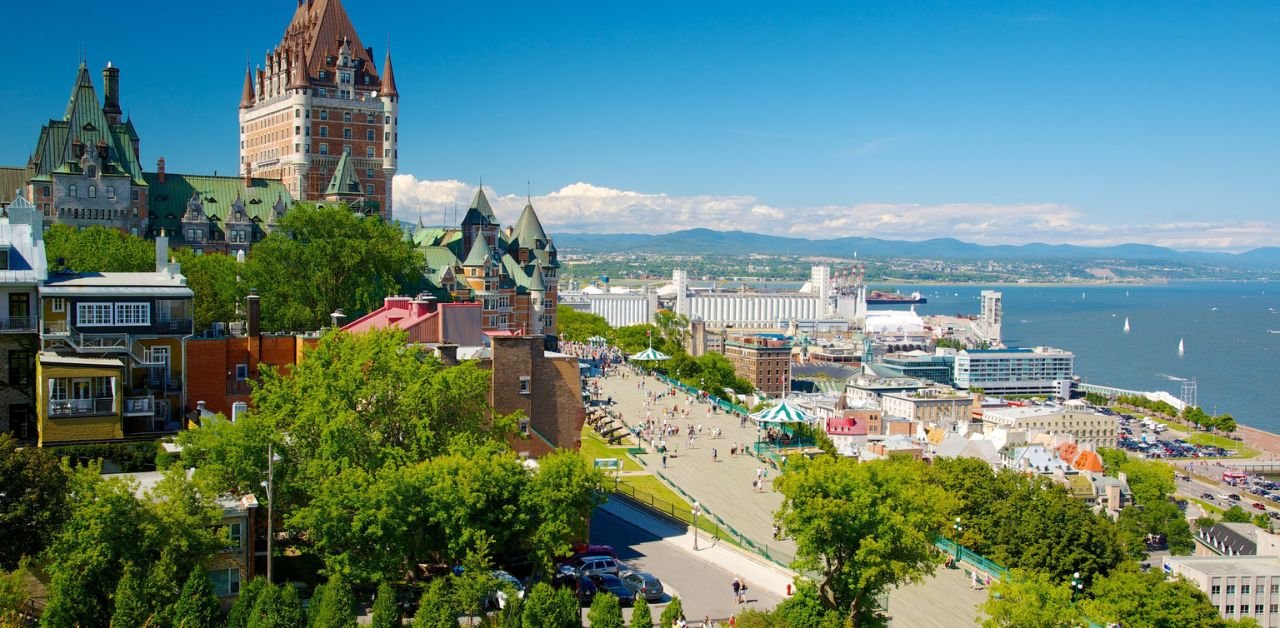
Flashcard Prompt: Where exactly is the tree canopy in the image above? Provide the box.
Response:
[776,455,955,624]
[173,248,248,332]
[556,306,611,343]
[45,224,155,272]
[244,203,424,331]
[0,433,70,569]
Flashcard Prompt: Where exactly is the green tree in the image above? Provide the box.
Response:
[588,592,624,628]
[773,581,843,628]
[309,574,357,627]
[245,203,424,332]
[1223,505,1253,523]
[369,581,401,628]
[174,248,247,332]
[630,597,652,628]
[658,596,683,628]
[249,583,306,628]
[412,578,459,628]
[980,569,1080,628]
[144,548,185,626]
[556,306,611,343]
[521,451,607,574]
[45,223,154,272]
[1217,414,1238,436]
[110,563,153,628]
[228,577,269,628]
[0,560,31,624]
[1081,564,1224,628]
[172,564,223,628]
[523,582,579,628]
[776,455,955,624]
[654,309,689,352]
[0,433,70,569]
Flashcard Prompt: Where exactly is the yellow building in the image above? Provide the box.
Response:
[36,235,192,446]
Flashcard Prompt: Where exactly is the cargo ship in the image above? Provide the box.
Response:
[866,290,927,305]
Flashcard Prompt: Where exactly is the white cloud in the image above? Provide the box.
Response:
[392,173,1280,252]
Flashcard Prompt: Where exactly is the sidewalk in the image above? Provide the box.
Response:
[600,495,797,597]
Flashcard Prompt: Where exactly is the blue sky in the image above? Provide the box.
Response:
[3,1,1279,250]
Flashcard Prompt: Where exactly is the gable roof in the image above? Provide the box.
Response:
[277,0,382,88]
[143,172,293,234]
[325,149,363,197]
[28,63,145,185]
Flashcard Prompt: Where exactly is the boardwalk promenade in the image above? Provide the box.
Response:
[592,369,987,625]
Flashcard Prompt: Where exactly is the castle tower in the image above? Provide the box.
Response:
[239,0,398,219]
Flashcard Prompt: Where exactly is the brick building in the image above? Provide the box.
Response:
[185,292,315,418]
[485,335,584,457]
[239,0,398,218]
[724,333,792,398]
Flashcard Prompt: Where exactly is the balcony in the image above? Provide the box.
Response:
[48,397,116,417]
[43,320,69,336]
[124,400,175,435]
[123,395,155,416]
[0,315,36,332]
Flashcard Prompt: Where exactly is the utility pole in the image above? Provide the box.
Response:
[265,442,275,583]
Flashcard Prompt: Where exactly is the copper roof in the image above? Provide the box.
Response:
[277,0,382,87]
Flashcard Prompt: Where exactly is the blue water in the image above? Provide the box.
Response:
[877,282,1280,432]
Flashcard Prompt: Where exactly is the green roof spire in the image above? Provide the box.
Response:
[325,148,363,198]
[462,232,491,267]
[528,260,546,292]
[467,185,497,223]
[512,201,549,251]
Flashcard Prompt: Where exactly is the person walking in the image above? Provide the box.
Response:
[662,453,668,468]
[737,577,747,604]
[712,447,718,462]
[732,577,741,604]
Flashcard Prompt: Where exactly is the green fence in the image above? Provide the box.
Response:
[655,374,750,416]
[933,537,1009,581]
[611,475,795,569]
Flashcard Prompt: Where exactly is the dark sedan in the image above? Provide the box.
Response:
[589,574,635,606]
[621,570,665,602]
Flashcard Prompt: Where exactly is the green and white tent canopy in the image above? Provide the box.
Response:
[750,400,812,424]
[586,335,609,346]
[629,347,671,361]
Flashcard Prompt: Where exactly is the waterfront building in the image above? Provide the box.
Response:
[0,196,46,439]
[875,349,954,385]
[1163,554,1280,626]
[0,62,150,235]
[974,290,1003,347]
[723,333,792,398]
[980,405,1117,449]
[36,235,192,446]
[410,190,559,344]
[880,388,976,423]
[239,0,398,218]
[843,366,930,405]
[953,346,1075,397]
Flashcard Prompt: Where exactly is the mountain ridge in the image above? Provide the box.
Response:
[550,228,1280,268]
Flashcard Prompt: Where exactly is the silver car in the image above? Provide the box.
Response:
[621,570,664,602]
[572,555,622,577]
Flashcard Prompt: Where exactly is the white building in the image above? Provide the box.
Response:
[880,388,975,423]
[974,290,1003,347]
[1164,554,1280,626]
[981,406,1117,448]
[954,346,1074,397]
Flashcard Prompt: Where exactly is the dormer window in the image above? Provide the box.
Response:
[86,165,97,178]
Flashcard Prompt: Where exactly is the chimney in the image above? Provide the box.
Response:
[247,290,261,338]
[157,157,166,184]
[436,344,458,366]
[155,229,169,272]
[103,63,122,124]
[244,162,253,188]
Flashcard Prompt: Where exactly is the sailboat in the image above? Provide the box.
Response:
[1123,317,1130,333]
[1178,338,1185,355]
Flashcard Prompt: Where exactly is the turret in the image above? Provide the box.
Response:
[102,63,122,124]
[239,65,255,109]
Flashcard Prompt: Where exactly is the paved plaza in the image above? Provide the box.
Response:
[592,369,988,626]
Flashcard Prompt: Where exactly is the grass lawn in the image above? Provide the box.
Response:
[1185,433,1259,458]
[1190,497,1225,516]
[614,474,746,550]
[579,428,643,472]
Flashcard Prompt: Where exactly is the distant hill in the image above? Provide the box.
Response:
[552,228,1280,269]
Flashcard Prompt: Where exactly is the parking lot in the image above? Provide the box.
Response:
[1114,412,1237,460]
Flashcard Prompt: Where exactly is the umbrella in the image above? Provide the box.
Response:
[629,347,670,361]
[750,400,811,424]
[586,335,608,346]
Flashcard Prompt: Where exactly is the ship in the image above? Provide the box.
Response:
[866,290,928,305]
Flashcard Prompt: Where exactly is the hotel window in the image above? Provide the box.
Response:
[367,114,376,124]
[68,184,78,198]
[343,128,352,140]
[77,303,113,326]
[319,110,329,120]
[106,186,115,200]
[87,185,97,198]
[366,168,374,178]
[366,129,375,141]
[385,115,391,124]
[319,144,329,155]
[114,303,150,326]
[385,131,390,141]
[319,126,329,137]
[366,147,374,158]
[343,112,352,122]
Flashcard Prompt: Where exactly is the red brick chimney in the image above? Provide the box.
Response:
[244,162,253,187]
[157,157,166,184]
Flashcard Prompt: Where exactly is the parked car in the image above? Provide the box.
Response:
[621,571,665,602]
[1229,494,1243,502]
[552,565,598,606]
[572,555,622,577]
[488,570,525,609]
[588,574,636,606]
[1253,502,1267,511]
[1202,493,1216,500]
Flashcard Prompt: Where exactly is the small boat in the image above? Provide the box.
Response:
[1211,307,1219,311]
[1082,292,1087,300]
[1178,338,1185,355]
[1123,318,1130,333]
[1270,330,1280,334]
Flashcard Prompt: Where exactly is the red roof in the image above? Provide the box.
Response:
[826,417,868,436]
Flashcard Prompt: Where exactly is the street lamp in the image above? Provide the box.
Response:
[1071,572,1084,600]
[262,443,282,583]
[953,517,963,565]
[693,501,703,550]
